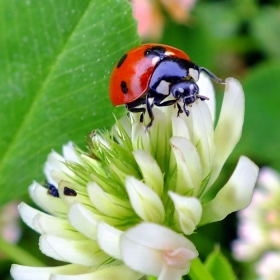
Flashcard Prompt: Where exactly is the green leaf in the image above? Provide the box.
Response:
[205,248,237,280]
[234,62,280,170]
[189,258,214,280]
[0,0,140,206]
[146,276,157,280]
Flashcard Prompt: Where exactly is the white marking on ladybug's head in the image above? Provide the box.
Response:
[178,87,184,93]
[152,57,160,66]
[189,68,199,81]
[164,51,174,56]
[156,80,171,96]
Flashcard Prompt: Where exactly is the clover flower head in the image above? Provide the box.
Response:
[11,74,258,280]
[233,167,280,279]
[256,252,280,280]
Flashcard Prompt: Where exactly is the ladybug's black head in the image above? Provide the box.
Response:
[170,80,199,105]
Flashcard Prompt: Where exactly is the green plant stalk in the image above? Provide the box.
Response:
[0,235,45,266]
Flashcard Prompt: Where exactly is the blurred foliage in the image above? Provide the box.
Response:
[204,248,237,280]
[0,0,280,279]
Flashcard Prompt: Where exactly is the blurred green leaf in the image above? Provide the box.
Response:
[0,0,140,206]
[192,1,260,56]
[195,2,240,41]
[189,258,214,280]
[234,62,280,170]
[251,7,280,59]
[205,248,237,280]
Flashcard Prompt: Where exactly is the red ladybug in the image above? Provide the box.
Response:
[109,44,224,127]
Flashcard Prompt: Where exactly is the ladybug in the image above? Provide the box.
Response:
[109,44,225,127]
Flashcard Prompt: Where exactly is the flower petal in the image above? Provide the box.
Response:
[19,202,75,237]
[97,222,122,259]
[43,151,65,187]
[87,182,133,218]
[10,264,91,280]
[68,202,129,240]
[33,212,82,239]
[122,233,163,276]
[169,192,202,235]
[43,150,75,187]
[148,108,172,171]
[68,202,98,240]
[197,72,216,122]
[112,115,133,142]
[207,78,245,190]
[121,223,198,279]
[50,265,142,280]
[133,149,164,196]
[122,222,197,251]
[125,176,165,223]
[18,202,47,233]
[200,156,259,225]
[39,234,109,266]
[182,99,215,181]
[57,180,90,207]
[29,181,67,217]
[159,263,186,280]
[62,142,81,163]
[171,114,190,140]
[131,122,151,153]
[170,137,202,195]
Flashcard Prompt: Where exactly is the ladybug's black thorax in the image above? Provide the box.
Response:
[149,57,197,93]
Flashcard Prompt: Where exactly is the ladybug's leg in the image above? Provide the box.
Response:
[154,97,185,117]
[145,92,155,128]
[182,101,190,116]
[154,99,177,107]
[196,94,209,101]
[176,103,183,116]
[153,96,178,111]
[126,106,146,123]
[126,98,146,123]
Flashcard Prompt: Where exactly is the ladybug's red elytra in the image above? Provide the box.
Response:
[109,44,225,127]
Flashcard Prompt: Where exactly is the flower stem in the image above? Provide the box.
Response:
[0,235,45,266]
[189,257,214,280]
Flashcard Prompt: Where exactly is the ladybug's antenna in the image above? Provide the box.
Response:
[199,67,226,84]
[197,94,209,101]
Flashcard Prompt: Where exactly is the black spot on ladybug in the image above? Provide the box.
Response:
[144,46,166,59]
[47,182,59,198]
[117,53,127,68]
[121,81,128,94]
[63,186,77,196]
